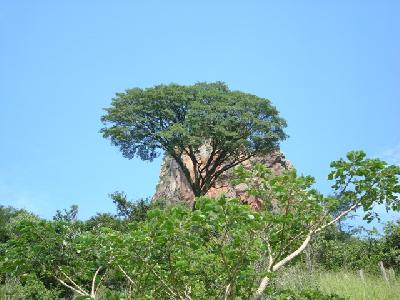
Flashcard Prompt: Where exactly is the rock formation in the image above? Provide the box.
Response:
[152,147,293,209]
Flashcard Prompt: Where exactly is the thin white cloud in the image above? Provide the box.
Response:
[0,180,50,215]
[381,143,400,165]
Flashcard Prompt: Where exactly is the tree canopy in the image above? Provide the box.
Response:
[101,82,287,198]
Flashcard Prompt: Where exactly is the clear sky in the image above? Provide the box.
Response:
[1,1,399,227]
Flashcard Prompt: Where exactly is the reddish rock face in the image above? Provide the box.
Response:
[152,148,292,209]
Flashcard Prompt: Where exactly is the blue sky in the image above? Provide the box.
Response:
[0,1,399,227]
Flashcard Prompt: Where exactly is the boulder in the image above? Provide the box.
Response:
[152,148,292,209]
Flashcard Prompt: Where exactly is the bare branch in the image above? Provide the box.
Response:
[57,267,88,296]
[149,267,180,299]
[251,276,270,300]
[254,202,359,300]
[56,277,88,296]
[91,266,102,298]
[252,233,312,300]
[277,229,310,259]
[315,203,359,234]
[95,270,107,295]
[184,285,192,300]
[118,265,135,285]
[224,283,231,300]
[266,241,274,271]
[272,233,312,272]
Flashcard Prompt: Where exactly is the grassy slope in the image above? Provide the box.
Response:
[318,271,400,300]
[275,267,400,300]
[2,270,399,299]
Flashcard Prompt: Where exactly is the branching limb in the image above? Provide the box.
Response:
[266,241,274,271]
[95,270,107,295]
[251,234,312,300]
[118,265,135,285]
[251,276,270,300]
[224,283,231,300]
[149,267,180,299]
[315,202,359,234]
[272,233,312,272]
[183,285,192,300]
[57,267,88,296]
[253,200,361,299]
[56,277,89,296]
[90,266,103,298]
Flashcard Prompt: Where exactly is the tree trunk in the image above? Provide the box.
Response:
[251,277,269,300]
[379,261,390,285]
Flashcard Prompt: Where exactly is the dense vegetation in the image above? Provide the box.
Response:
[1,151,399,299]
[1,83,399,299]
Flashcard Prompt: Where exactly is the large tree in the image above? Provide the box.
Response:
[101,82,287,200]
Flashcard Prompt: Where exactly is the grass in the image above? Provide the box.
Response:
[2,269,399,299]
[318,271,400,300]
[275,267,400,300]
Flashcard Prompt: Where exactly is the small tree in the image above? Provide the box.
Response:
[233,150,400,299]
[92,150,400,299]
[101,82,287,201]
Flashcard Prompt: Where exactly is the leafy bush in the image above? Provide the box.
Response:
[270,288,345,300]
[0,275,61,300]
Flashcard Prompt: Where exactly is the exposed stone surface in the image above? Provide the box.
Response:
[152,148,293,209]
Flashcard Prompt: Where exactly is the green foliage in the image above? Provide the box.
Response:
[85,192,161,231]
[328,150,400,221]
[381,220,400,270]
[85,212,122,231]
[53,204,79,222]
[110,191,152,221]
[0,206,39,243]
[107,197,265,299]
[0,197,265,298]
[235,165,326,267]
[0,206,21,243]
[1,150,399,299]
[0,274,61,300]
[311,226,383,272]
[101,82,287,196]
[271,288,345,300]
[232,151,399,298]
[2,219,76,278]
[311,220,400,273]
[233,150,400,265]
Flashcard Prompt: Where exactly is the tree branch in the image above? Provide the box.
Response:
[57,267,88,296]
[314,202,359,234]
[251,276,270,300]
[149,267,180,299]
[224,283,231,300]
[56,277,89,296]
[170,152,199,196]
[95,270,107,295]
[90,266,102,298]
[252,233,312,300]
[205,153,254,193]
[253,201,361,299]
[118,265,135,285]
[199,142,217,174]
[272,233,312,272]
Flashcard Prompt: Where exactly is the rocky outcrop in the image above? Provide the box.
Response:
[152,148,292,209]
